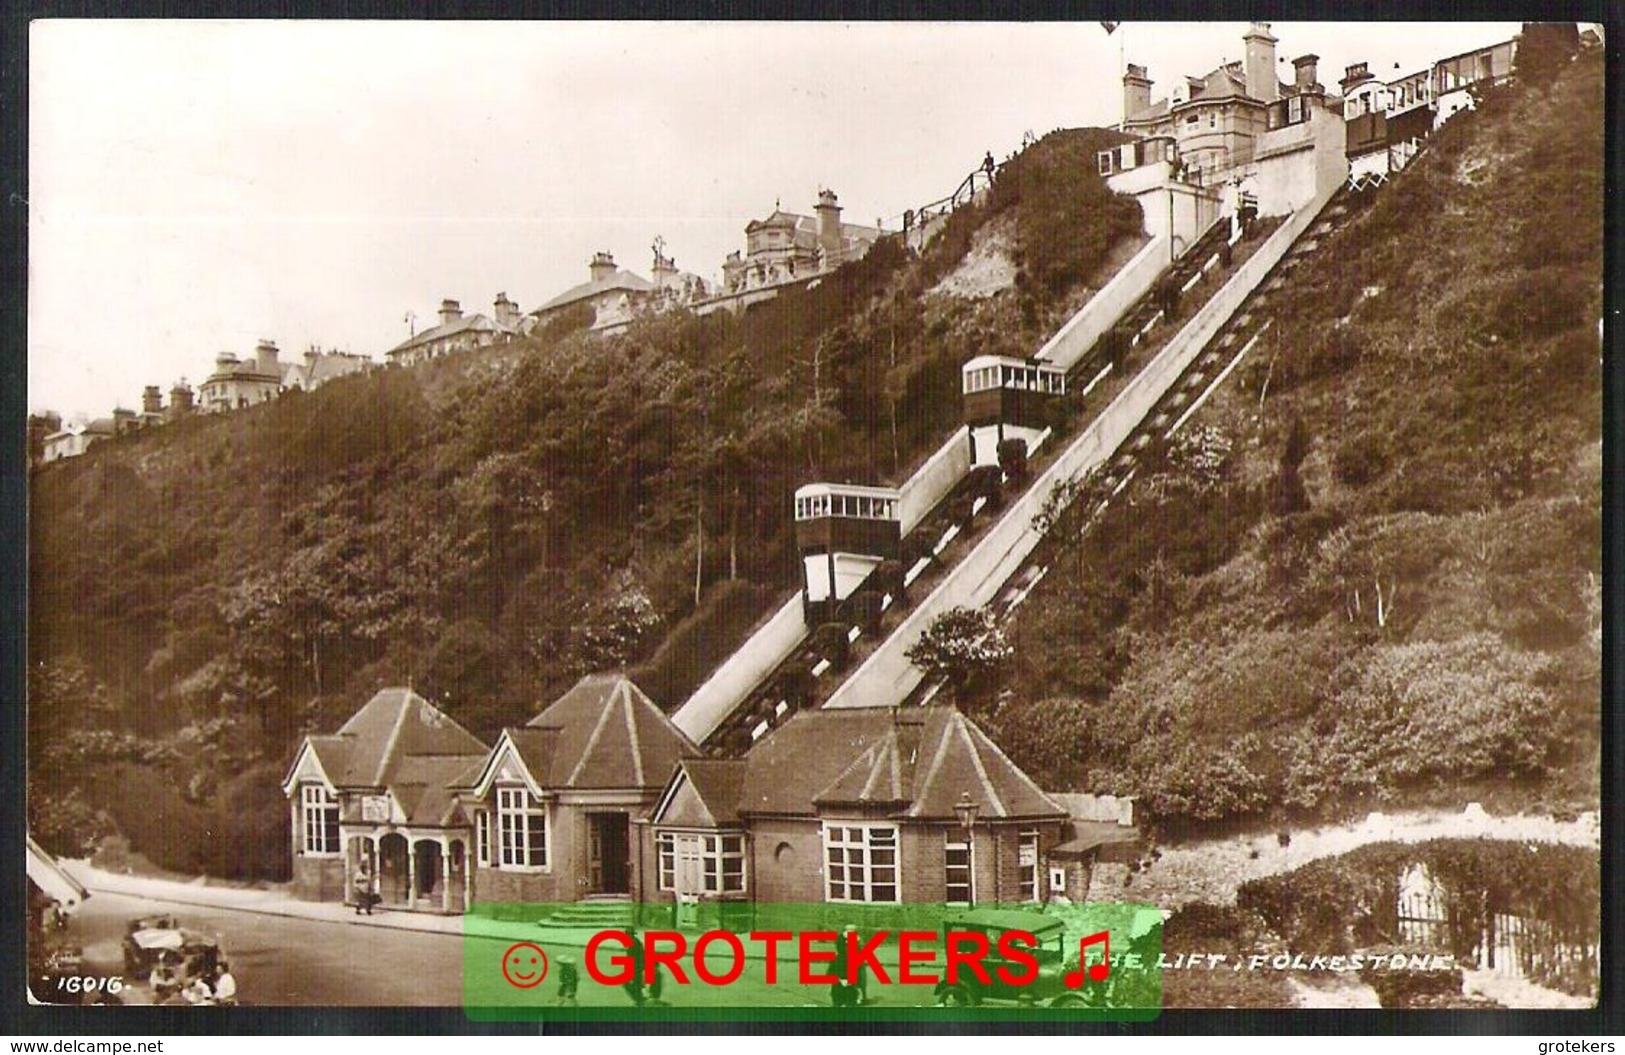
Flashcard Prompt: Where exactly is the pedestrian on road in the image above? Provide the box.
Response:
[555,954,579,1006]
[622,928,645,1007]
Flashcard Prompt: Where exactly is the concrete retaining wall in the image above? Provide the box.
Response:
[671,593,807,742]
[1034,235,1169,373]
[899,426,971,535]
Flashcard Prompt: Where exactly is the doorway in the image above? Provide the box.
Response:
[587,812,631,895]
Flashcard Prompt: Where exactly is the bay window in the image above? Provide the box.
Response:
[823,824,898,903]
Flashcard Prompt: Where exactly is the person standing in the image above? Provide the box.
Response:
[352,859,374,915]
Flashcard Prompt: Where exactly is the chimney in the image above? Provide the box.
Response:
[254,339,280,376]
[814,189,843,259]
[142,385,162,414]
[651,239,678,290]
[112,406,135,434]
[1243,21,1279,103]
[169,380,194,418]
[493,292,517,327]
[1293,54,1320,93]
[1122,63,1152,121]
[589,252,617,284]
[438,299,462,328]
[1340,61,1374,94]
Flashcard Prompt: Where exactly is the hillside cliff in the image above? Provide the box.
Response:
[975,50,1603,830]
[26,127,1140,875]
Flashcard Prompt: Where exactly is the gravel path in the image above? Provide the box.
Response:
[1100,805,1601,909]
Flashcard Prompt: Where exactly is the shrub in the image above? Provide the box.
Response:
[905,605,1012,691]
[1333,432,1393,487]
[629,580,776,709]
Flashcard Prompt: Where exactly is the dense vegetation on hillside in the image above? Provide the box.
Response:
[969,50,1603,831]
[27,127,1138,876]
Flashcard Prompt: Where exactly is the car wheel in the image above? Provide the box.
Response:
[1047,993,1088,1008]
[940,985,975,1007]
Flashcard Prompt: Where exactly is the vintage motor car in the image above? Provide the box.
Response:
[934,908,1088,1008]
[120,918,225,1004]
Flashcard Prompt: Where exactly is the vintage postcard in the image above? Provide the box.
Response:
[23,19,1603,1023]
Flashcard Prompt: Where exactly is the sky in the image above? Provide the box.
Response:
[28,18,1527,420]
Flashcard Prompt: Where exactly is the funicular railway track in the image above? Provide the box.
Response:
[816,178,1359,715]
[691,198,1308,755]
[907,183,1376,707]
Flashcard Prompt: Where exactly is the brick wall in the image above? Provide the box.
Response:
[291,855,346,903]
[749,819,825,902]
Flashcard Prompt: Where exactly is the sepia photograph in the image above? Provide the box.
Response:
[21,16,1606,1023]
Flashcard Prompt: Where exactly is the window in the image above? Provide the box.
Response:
[657,831,745,893]
[497,786,548,868]
[824,824,898,903]
[301,785,339,855]
[945,837,973,904]
[656,833,676,891]
[703,835,746,893]
[475,809,490,867]
[1018,831,1041,902]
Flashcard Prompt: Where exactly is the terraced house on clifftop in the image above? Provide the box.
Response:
[285,678,1136,915]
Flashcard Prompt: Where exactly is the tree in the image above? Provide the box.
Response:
[906,606,1013,696]
[1516,23,1580,91]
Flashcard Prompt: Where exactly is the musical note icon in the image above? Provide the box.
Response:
[1063,931,1111,988]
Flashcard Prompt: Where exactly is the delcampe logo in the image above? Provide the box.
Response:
[463,902,1163,1022]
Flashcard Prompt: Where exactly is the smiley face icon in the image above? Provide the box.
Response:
[501,942,550,989]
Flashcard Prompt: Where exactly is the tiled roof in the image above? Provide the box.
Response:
[388,312,514,357]
[518,674,699,791]
[287,354,373,389]
[325,687,490,789]
[1128,65,1293,123]
[734,707,1065,821]
[658,758,748,826]
[535,271,656,315]
[746,209,814,233]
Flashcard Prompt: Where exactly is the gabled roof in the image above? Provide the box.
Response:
[388,312,514,357]
[652,758,748,827]
[746,209,814,233]
[534,271,656,315]
[285,688,489,798]
[734,707,1065,822]
[516,674,699,791]
[1128,65,1293,124]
